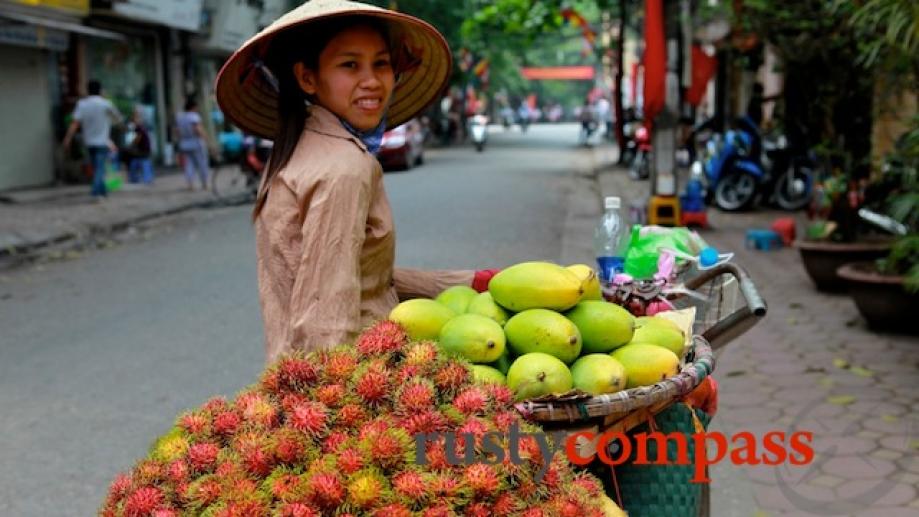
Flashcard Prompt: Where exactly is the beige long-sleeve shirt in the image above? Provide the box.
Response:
[255,105,473,363]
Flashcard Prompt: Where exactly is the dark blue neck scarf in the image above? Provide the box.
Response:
[339,116,387,155]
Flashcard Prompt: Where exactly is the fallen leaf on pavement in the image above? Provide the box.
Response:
[881,415,899,423]
[827,395,856,406]
[849,366,874,377]
[832,358,850,369]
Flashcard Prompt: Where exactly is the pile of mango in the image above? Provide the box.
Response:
[389,261,689,401]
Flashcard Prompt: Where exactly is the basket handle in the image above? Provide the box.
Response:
[684,262,767,350]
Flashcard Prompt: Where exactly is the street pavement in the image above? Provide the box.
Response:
[1,124,916,516]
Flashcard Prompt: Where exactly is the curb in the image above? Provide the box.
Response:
[0,192,252,261]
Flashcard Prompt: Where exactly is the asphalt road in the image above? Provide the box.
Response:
[0,123,597,516]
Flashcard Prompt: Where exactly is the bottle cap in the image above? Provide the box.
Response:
[699,247,719,267]
[604,196,621,210]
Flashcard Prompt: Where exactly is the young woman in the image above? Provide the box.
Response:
[215,1,495,363]
[174,98,212,191]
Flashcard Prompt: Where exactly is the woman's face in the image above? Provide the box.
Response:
[295,25,395,131]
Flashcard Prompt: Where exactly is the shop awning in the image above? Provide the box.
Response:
[520,66,595,81]
[0,10,125,41]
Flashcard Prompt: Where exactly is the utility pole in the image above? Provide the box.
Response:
[650,0,682,198]
[613,0,627,159]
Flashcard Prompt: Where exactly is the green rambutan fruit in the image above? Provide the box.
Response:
[288,401,329,437]
[335,403,368,430]
[335,447,365,475]
[188,442,221,473]
[356,320,408,357]
[462,463,504,498]
[402,341,439,367]
[151,428,190,463]
[305,471,345,509]
[395,378,437,412]
[360,427,413,471]
[123,486,165,517]
[346,469,391,509]
[452,386,489,416]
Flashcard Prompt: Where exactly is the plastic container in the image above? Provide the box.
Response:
[594,196,630,283]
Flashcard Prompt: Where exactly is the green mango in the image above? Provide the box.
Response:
[472,365,506,385]
[389,299,456,340]
[438,313,506,363]
[489,261,584,312]
[435,285,478,314]
[564,300,635,353]
[506,352,573,401]
[466,292,510,326]
[504,308,582,364]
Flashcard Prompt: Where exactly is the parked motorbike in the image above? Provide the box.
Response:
[628,125,653,180]
[241,136,272,188]
[694,116,814,211]
[469,114,488,152]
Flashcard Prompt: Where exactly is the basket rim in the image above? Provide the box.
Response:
[513,335,714,423]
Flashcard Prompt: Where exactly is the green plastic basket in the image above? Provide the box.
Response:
[614,403,712,517]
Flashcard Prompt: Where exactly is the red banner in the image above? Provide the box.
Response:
[686,45,717,107]
[520,66,595,81]
[643,0,666,121]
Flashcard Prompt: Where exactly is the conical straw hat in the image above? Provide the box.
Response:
[215,0,452,139]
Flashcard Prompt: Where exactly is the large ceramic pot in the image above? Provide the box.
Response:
[837,261,919,334]
[794,239,893,292]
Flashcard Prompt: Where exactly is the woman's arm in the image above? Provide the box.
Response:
[392,268,475,300]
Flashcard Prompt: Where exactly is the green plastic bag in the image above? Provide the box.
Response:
[623,225,707,279]
[105,162,124,193]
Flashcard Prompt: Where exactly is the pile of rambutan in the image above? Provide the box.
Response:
[100,320,621,516]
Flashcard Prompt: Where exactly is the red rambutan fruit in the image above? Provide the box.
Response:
[322,349,359,382]
[493,493,523,514]
[188,442,220,473]
[315,383,346,407]
[403,341,439,366]
[463,463,501,497]
[273,429,308,464]
[280,392,310,413]
[399,409,449,436]
[289,401,328,436]
[123,486,164,517]
[276,502,320,517]
[107,473,133,501]
[395,364,423,383]
[433,361,470,396]
[237,392,278,428]
[187,477,221,507]
[269,472,303,501]
[201,397,229,414]
[152,508,178,517]
[213,410,242,436]
[520,509,545,517]
[372,503,412,517]
[492,410,518,432]
[178,412,211,436]
[306,471,345,509]
[452,387,488,415]
[572,473,603,497]
[550,497,584,517]
[346,470,388,509]
[335,403,368,429]
[396,379,437,412]
[354,366,390,406]
[242,445,274,477]
[392,470,428,501]
[484,383,514,406]
[166,460,189,484]
[363,428,412,470]
[356,320,408,356]
[464,502,491,517]
[134,460,166,485]
[421,504,453,517]
[336,447,365,474]
[322,431,348,453]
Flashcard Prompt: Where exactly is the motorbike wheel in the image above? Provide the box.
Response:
[714,172,757,211]
[774,164,812,211]
[629,152,649,180]
[475,141,484,152]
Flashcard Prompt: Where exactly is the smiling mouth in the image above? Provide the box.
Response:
[355,98,382,110]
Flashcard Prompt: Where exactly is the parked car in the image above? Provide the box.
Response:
[379,119,425,170]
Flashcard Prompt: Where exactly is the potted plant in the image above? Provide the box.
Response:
[838,118,919,332]
[794,148,895,292]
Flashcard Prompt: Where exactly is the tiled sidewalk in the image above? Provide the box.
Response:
[597,165,919,516]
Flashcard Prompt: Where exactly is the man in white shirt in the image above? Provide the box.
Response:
[595,96,612,140]
[63,80,123,198]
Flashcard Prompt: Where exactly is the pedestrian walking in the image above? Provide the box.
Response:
[215,0,497,363]
[124,109,154,184]
[174,98,212,191]
[62,80,122,199]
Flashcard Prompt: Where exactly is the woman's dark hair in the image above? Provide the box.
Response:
[253,16,393,220]
[185,98,198,111]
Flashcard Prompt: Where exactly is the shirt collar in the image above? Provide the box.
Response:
[304,104,369,152]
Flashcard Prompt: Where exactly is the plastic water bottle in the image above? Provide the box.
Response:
[594,196,629,283]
